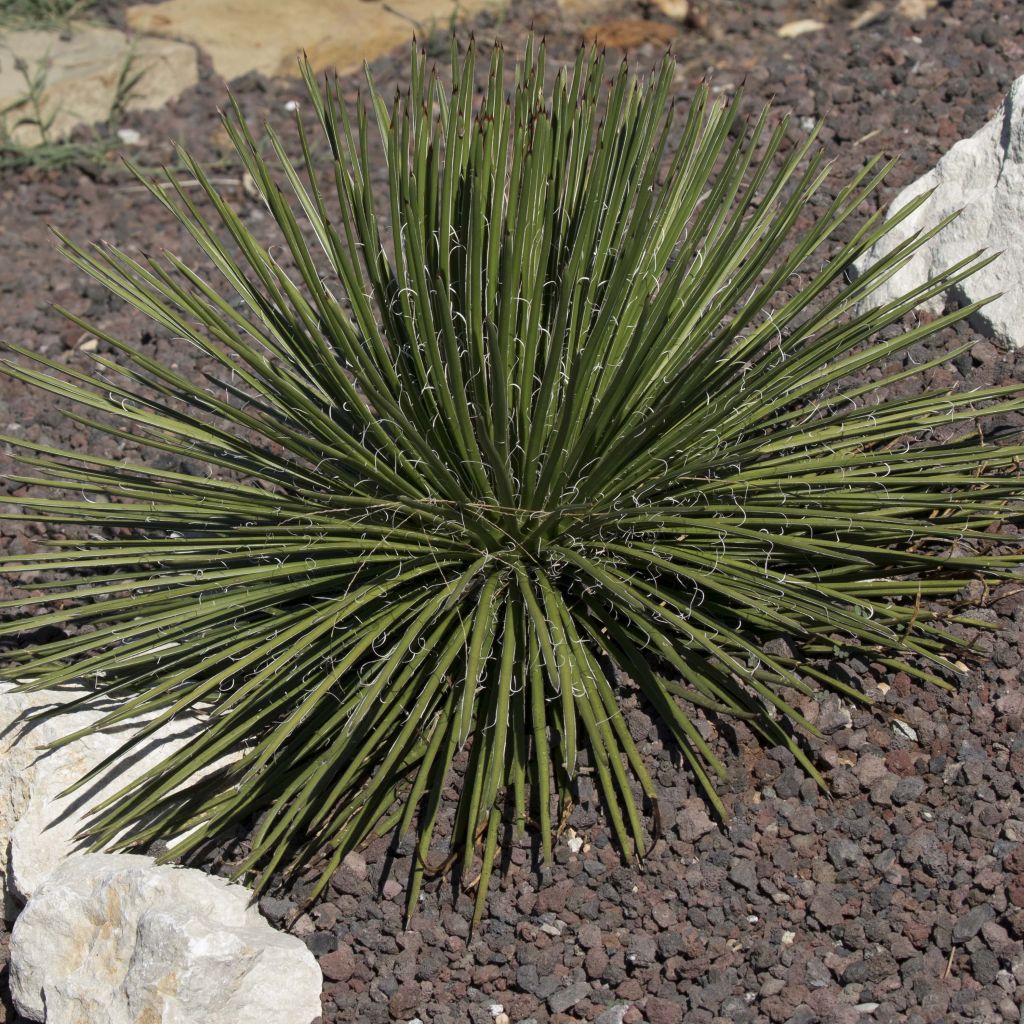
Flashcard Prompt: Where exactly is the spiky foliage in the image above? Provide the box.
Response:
[2,39,1022,923]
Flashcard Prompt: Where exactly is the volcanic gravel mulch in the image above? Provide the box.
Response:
[1,1,1024,1022]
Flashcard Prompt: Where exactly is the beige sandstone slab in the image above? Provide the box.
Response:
[555,0,616,14]
[559,0,689,17]
[0,23,197,145]
[126,0,499,82]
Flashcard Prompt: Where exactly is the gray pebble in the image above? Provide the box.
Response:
[827,838,862,868]
[547,981,593,1014]
[971,947,1001,985]
[595,1006,629,1024]
[953,904,996,943]
[729,859,759,893]
[891,776,926,806]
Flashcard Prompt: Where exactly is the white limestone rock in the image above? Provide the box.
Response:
[0,683,104,919]
[0,680,235,915]
[10,853,322,1024]
[853,76,1024,347]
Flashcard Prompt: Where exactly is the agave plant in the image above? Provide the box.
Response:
[1,38,1022,923]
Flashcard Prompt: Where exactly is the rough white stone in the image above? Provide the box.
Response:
[854,76,1024,347]
[10,853,322,1024]
[0,681,236,915]
[0,683,106,919]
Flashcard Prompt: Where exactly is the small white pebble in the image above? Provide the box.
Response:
[116,127,142,145]
[746,915,759,924]
[284,99,300,112]
[893,720,918,741]
[777,18,825,38]
[567,836,583,854]
[488,1005,504,1018]
[781,930,796,946]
